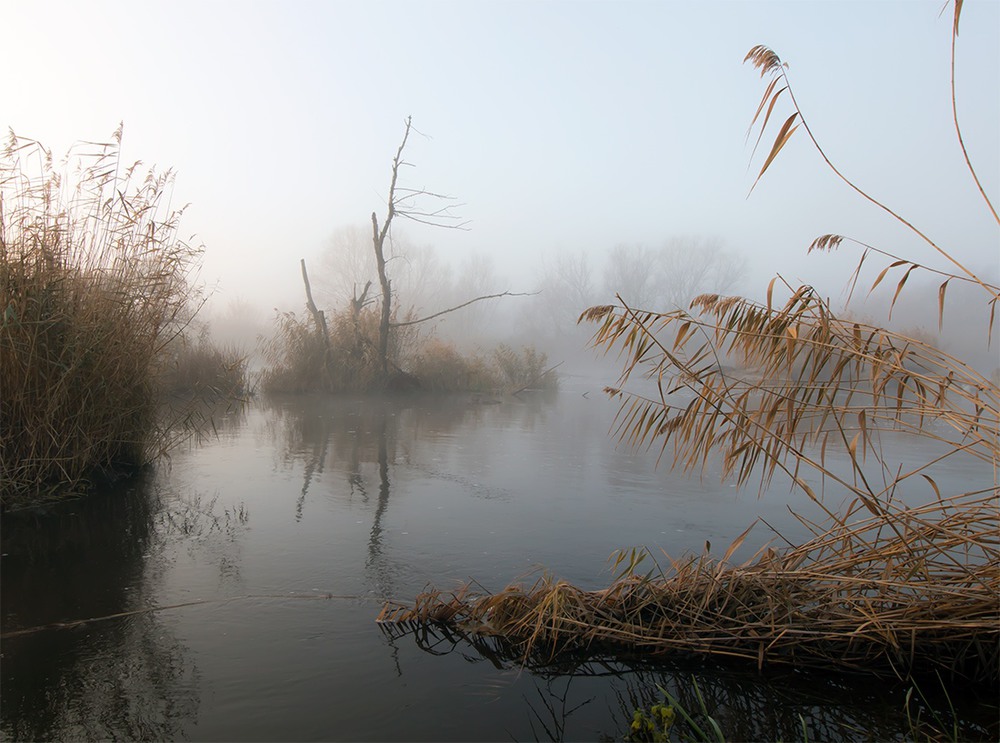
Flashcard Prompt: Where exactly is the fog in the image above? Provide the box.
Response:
[7,1,999,375]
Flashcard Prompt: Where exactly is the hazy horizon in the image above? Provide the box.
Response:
[6,1,998,363]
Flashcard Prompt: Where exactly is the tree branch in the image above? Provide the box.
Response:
[391,291,537,327]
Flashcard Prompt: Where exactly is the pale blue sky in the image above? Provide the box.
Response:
[5,0,998,311]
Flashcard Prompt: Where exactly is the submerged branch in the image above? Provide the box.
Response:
[3,593,366,640]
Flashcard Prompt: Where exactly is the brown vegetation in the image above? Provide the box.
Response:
[159,330,250,399]
[0,129,243,508]
[380,484,997,682]
[261,302,557,395]
[378,3,999,686]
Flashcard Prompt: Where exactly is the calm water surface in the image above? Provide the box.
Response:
[2,375,996,740]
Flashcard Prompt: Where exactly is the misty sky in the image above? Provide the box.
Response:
[5,0,999,315]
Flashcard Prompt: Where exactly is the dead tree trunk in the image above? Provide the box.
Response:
[300,258,334,390]
[370,118,412,386]
[369,116,513,388]
[372,209,391,381]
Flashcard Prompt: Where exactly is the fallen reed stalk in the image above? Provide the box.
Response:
[379,486,998,683]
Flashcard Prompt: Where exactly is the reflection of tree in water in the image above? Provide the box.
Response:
[379,623,997,742]
[264,393,562,610]
[0,476,200,741]
[365,408,393,598]
[263,393,557,514]
[263,395,495,598]
[261,396,398,518]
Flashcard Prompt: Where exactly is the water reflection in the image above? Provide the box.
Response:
[366,407,393,598]
[384,622,998,741]
[262,394,537,601]
[523,675,597,742]
[1,477,198,740]
[1,473,251,741]
[606,664,998,743]
[5,391,994,741]
[156,490,251,590]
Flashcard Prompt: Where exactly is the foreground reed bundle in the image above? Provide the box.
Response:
[380,484,998,683]
[1,129,202,507]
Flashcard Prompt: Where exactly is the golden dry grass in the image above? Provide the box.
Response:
[1,128,209,507]
[379,480,998,683]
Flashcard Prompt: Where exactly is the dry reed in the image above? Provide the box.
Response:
[261,305,391,393]
[1,128,206,507]
[379,4,999,687]
[262,301,557,395]
[379,484,998,683]
[159,330,250,399]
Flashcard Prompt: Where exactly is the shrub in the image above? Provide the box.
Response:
[261,308,559,396]
[260,310,331,393]
[408,339,498,393]
[492,343,558,391]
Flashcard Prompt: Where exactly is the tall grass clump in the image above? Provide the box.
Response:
[1,128,204,508]
[159,328,250,399]
[379,3,998,688]
[260,310,332,393]
[407,339,496,393]
[261,304,393,393]
[492,343,558,392]
[407,341,558,394]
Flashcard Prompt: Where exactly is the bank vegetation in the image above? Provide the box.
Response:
[0,128,248,509]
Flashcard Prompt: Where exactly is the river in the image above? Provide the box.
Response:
[1,374,995,740]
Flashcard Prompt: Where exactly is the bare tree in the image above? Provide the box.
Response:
[317,225,378,309]
[656,236,747,310]
[530,251,599,332]
[428,253,503,345]
[551,251,598,319]
[602,244,660,309]
[602,238,746,312]
[366,116,530,385]
[368,116,467,382]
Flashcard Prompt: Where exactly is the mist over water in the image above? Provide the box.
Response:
[3,384,996,740]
